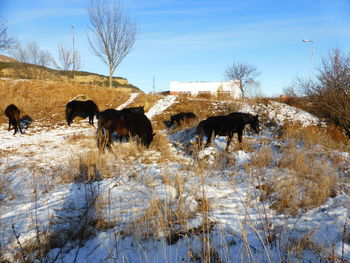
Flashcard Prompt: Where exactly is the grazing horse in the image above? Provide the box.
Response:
[164,112,198,128]
[4,104,23,135]
[196,112,259,150]
[121,106,145,115]
[65,100,99,126]
[97,109,154,150]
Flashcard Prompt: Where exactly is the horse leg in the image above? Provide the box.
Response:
[237,130,243,149]
[237,130,243,143]
[8,119,11,131]
[18,121,24,134]
[107,129,113,149]
[66,110,73,126]
[89,115,94,125]
[13,121,18,135]
[196,134,203,150]
[226,133,233,151]
[206,130,216,147]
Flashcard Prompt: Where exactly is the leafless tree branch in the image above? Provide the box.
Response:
[295,48,350,138]
[0,16,16,51]
[87,0,137,88]
[224,62,260,99]
[52,44,73,71]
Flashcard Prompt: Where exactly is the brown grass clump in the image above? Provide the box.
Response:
[149,132,174,162]
[251,146,273,168]
[0,79,133,126]
[281,122,349,151]
[127,197,197,242]
[59,150,105,183]
[195,92,213,100]
[259,146,337,215]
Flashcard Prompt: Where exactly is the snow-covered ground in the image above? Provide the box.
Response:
[116,92,139,110]
[145,95,177,119]
[0,95,349,262]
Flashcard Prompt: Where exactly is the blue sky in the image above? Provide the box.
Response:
[1,0,350,96]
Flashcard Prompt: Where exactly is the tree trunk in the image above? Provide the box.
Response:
[240,84,245,100]
[109,67,113,88]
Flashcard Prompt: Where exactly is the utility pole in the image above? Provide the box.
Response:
[153,75,155,94]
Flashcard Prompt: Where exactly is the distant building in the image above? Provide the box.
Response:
[169,80,241,98]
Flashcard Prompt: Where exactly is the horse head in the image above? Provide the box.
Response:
[250,114,260,133]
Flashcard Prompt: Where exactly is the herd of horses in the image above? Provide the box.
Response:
[4,98,260,151]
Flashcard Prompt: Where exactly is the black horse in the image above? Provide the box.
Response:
[121,106,145,115]
[65,100,99,126]
[97,109,154,150]
[196,112,260,150]
[164,112,198,128]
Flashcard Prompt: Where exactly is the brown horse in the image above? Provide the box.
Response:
[97,109,154,150]
[196,112,259,150]
[4,104,23,135]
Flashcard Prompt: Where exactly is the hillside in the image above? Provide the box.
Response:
[0,54,140,91]
[0,81,349,262]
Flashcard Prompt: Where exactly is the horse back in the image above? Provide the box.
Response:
[5,104,20,121]
[171,112,197,123]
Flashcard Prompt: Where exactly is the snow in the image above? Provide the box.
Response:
[0,96,349,262]
[145,95,177,119]
[116,92,139,110]
[239,100,326,127]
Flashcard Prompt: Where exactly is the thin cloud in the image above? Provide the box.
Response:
[136,14,350,55]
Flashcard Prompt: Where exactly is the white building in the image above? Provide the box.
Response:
[169,80,241,98]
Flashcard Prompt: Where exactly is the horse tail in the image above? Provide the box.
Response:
[96,116,107,151]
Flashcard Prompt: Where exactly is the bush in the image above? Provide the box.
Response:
[293,48,350,138]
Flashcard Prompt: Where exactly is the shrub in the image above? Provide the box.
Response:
[293,48,350,138]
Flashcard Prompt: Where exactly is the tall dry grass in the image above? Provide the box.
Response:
[0,79,134,126]
[252,143,338,215]
[281,122,349,151]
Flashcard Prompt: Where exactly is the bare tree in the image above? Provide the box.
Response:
[72,48,83,73]
[52,44,83,78]
[52,44,73,71]
[87,0,137,88]
[295,48,350,138]
[12,41,51,67]
[11,41,52,78]
[224,62,260,99]
[0,16,16,51]
[11,43,28,63]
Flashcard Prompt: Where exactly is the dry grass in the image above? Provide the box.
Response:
[281,122,349,151]
[96,132,175,165]
[286,232,327,261]
[148,132,174,162]
[0,79,133,126]
[58,150,106,184]
[257,145,337,215]
[251,146,273,168]
[127,92,163,112]
[126,197,197,242]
